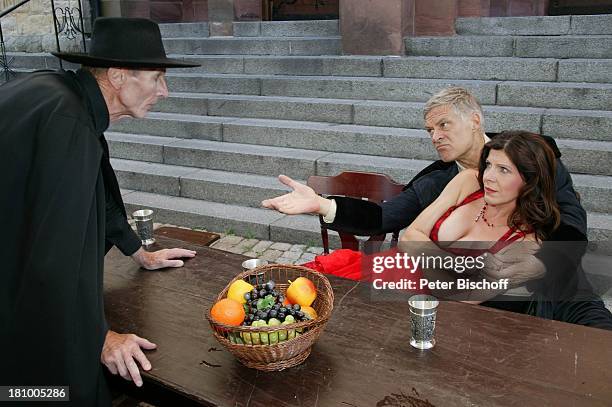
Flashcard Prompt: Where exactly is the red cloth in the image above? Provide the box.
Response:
[302,249,363,280]
[302,249,429,295]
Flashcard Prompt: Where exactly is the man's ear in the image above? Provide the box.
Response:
[471,111,482,130]
[106,68,127,90]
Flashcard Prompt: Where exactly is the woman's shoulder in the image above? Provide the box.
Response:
[444,169,481,205]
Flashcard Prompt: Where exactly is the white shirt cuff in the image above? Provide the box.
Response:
[322,199,337,223]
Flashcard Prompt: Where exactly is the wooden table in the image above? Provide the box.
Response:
[104,236,612,407]
[153,226,220,247]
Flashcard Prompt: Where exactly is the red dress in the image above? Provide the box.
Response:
[430,190,528,256]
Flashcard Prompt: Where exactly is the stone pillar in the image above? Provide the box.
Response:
[490,0,549,16]
[340,0,457,55]
[208,0,233,35]
[458,0,491,16]
[340,0,408,55]
[234,0,261,21]
[412,0,457,36]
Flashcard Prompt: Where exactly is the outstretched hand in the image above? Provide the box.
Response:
[261,175,329,215]
[101,331,157,387]
[131,247,197,270]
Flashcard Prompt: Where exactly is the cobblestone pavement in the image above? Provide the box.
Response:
[153,223,326,266]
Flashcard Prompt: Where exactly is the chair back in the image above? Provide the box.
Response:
[307,171,405,254]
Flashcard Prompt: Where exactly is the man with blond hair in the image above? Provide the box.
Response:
[263,86,612,330]
[264,86,584,247]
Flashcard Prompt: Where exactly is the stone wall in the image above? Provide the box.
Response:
[2,0,88,52]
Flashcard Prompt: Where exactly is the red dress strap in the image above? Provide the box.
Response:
[429,189,529,255]
[430,190,484,242]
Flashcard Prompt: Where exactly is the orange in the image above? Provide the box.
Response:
[211,298,245,326]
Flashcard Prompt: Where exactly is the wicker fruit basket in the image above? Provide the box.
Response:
[206,264,334,371]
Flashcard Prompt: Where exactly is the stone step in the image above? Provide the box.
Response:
[456,15,572,36]
[122,188,612,254]
[164,73,612,109]
[105,131,431,183]
[109,112,612,176]
[353,101,546,135]
[159,22,210,38]
[1,52,78,70]
[555,139,612,176]
[542,108,612,141]
[165,72,498,103]
[105,132,331,180]
[111,158,294,208]
[122,189,331,247]
[167,54,384,76]
[109,112,437,161]
[112,157,612,214]
[515,35,612,59]
[383,56,558,82]
[572,174,612,214]
[558,59,612,84]
[570,15,612,35]
[143,95,612,142]
[233,20,339,37]
[106,131,612,208]
[173,55,611,83]
[587,212,612,255]
[456,14,612,36]
[6,53,611,85]
[497,81,612,111]
[405,35,612,59]
[162,36,341,56]
[110,112,227,141]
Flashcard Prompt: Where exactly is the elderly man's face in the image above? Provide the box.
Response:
[424,105,480,163]
[118,68,168,118]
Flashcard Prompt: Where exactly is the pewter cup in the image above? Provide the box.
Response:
[408,294,439,350]
[242,259,269,285]
[132,209,155,246]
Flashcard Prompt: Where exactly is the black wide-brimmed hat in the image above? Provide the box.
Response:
[52,17,199,68]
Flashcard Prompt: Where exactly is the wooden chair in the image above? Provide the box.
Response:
[307,171,405,254]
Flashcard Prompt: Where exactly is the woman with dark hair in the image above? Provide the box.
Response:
[400,131,561,301]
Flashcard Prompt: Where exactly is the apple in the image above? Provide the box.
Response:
[286,277,316,307]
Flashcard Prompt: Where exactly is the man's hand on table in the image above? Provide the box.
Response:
[262,174,331,216]
[131,247,196,270]
[101,331,157,387]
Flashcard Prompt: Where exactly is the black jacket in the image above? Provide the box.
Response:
[0,69,141,406]
[329,134,586,238]
[325,135,612,329]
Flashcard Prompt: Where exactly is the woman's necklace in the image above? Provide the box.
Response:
[474,203,507,228]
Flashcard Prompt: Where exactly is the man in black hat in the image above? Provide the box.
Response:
[0,18,200,405]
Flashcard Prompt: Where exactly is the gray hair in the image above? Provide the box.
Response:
[424,86,484,128]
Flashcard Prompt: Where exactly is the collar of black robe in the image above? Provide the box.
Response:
[74,68,110,136]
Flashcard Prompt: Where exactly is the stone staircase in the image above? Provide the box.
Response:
[2,16,612,260]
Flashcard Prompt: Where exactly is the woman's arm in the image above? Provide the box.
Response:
[401,169,480,242]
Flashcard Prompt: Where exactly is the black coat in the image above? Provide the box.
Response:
[0,69,141,406]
